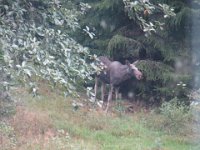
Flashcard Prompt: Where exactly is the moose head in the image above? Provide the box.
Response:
[126,60,143,80]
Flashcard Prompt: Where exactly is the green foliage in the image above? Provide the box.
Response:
[108,34,142,58]
[144,97,192,136]
[136,59,192,102]
[138,60,173,82]
[123,0,175,36]
[159,97,192,134]
[169,6,190,29]
[0,0,94,96]
[74,0,126,55]
[0,46,3,63]
[74,0,194,104]
[93,0,122,10]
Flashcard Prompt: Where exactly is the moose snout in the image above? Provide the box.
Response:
[138,74,143,80]
[134,69,143,80]
[136,73,142,80]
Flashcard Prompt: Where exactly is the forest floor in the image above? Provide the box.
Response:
[0,84,200,150]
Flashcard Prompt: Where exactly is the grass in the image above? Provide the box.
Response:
[0,85,199,150]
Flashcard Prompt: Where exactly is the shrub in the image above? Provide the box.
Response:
[159,97,192,134]
[144,97,192,135]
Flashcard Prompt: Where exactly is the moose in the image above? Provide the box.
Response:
[94,56,143,112]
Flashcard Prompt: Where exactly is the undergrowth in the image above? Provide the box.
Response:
[143,97,193,137]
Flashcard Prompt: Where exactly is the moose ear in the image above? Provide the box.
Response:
[125,60,130,66]
[132,60,139,65]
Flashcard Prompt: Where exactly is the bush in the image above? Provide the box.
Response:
[144,97,192,135]
[159,97,192,134]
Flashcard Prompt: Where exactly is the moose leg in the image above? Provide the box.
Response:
[94,77,98,101]
[101,82,106,102]
[115,87,119,100]
[105,85,114,112]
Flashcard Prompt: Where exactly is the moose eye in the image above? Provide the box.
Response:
[127,67,134,73]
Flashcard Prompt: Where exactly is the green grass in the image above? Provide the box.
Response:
[1,87,198,150]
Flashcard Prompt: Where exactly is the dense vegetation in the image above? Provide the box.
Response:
[0,0,94,97]
[0,0,200,105]
[73,0,200,104]
[1,1,200,149]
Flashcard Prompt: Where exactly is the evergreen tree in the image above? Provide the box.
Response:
[76,0,194,104]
